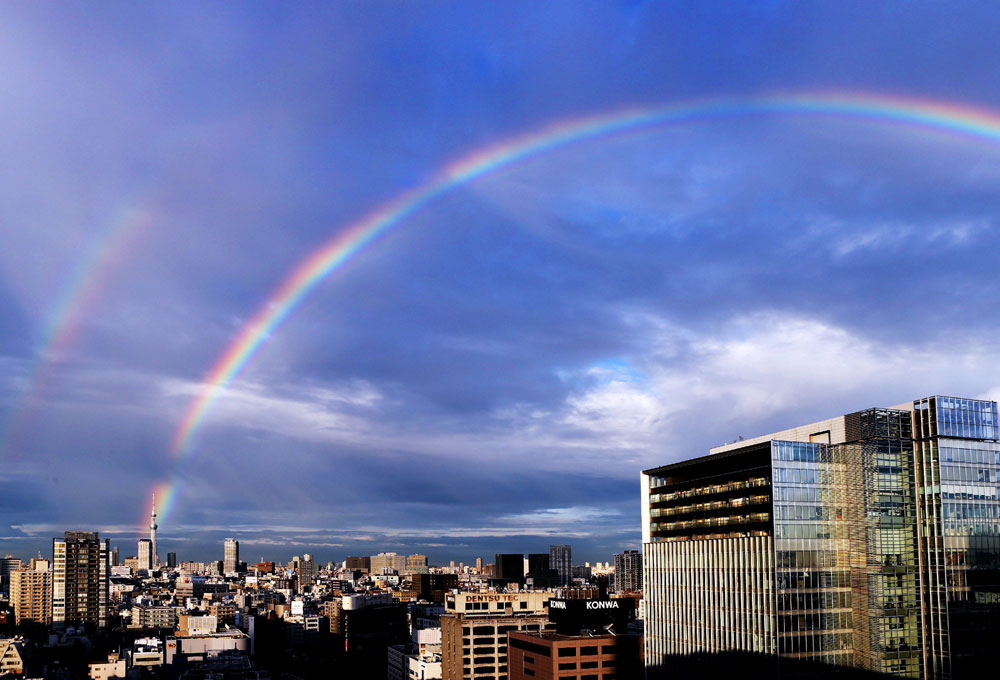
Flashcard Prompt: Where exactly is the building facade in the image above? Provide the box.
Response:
[613,550,642,594]
[224,538,239,575]
[345,556,371,572]
[494,554,525,586]
[441,592,556,680]
[10,566,52,626]
[138,538,153,574]
[642,395,1000,680]
[407,554,429,575]
[53,531,110,629]
[508,631,640,680]
[549,546,572,586]
[371,552,407,574]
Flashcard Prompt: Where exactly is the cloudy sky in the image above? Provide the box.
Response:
[3,1,1000,565]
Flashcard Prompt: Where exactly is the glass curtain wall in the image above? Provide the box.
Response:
[772,408,922,678]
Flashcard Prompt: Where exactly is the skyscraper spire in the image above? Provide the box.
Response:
[149,493,159,569]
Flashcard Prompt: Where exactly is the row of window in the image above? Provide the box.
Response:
[939,465,999,483]
[650,494,769,519]
[648,477,768,503]
[939,443,1000,465]
[651,512,770,533]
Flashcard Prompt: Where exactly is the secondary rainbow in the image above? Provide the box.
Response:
[0,204,154,459]
[169,90,1000,468]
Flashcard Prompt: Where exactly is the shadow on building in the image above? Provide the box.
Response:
[645,652,903,680]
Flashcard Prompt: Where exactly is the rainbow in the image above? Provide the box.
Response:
[157,91,1000,523]
[0,204,155,459]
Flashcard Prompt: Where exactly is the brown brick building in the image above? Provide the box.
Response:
[507,631,641,680]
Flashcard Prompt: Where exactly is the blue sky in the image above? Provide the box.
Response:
[3,1,1000,565]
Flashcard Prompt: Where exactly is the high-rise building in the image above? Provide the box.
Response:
[10,564,52,626]
[223,538,239,576]
[406,554,428,574]
[137,539,152,574]
[475,557,483,571]
[167,552,177,569]
[409,573,458,602]
[345,556,371,571]
[371,552,407,574]
[642,395,1000,680]
[494,553,525,585]
[440,592,556,680]
[525,553,560,588]
[290,554,316,591]
[52,531,110,629]
[0,555,21,596]
[614,550,642,593]
[111,546,119,567]
[549,544,572,585]
[148,493,159,569]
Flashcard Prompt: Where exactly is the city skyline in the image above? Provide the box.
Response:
[4,3,1000,561]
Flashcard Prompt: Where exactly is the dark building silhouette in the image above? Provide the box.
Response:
[495,553,525,586]
[409,573,458,602]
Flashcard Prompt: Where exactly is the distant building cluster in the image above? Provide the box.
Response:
[0,502,641,679]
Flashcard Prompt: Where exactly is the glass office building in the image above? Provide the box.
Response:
[642,396,1000,680]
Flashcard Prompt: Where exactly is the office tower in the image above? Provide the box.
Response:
[642,395,1000,680]
[339,594,409,675]
[475,557,483,570]
[440,592,556,680]
[345,556,371,571]
[614,550,642,593]
[409,573,458,602]
[526,553,549,574]
[525,553,559,588]
[111,546,119,567]
[167,552,177,569]
[406,553,428,574]
[371,552,407,574]
[223,538,239,575]
[52,531,110,629]
[494,553,525,585]
[137,539,152,573]
[549,544,572,585]
[293,554,316,591]
[10,564,52,626]
[0,555,21,596]
[149,493,158,568]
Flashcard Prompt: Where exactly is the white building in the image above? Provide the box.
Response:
[88,652,126,680]
[387,646,442,680]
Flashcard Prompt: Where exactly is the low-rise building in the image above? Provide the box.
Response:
[165,629,251,666]
[129,604,180,629]
[507,631,641,680]
[88,652,126,680]
[388,645,442,680]
[131,637,165,667]
[0,637,25,676]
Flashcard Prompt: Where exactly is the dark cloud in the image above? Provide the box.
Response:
[3,2,1000,564]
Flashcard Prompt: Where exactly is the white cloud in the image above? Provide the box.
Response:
[153,313,1000,479]
[159,377,383,445]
